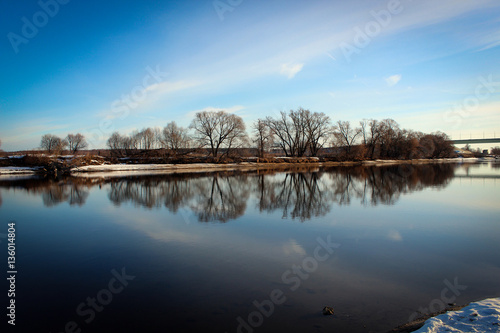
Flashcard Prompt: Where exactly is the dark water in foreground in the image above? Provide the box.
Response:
[1,162,499,333]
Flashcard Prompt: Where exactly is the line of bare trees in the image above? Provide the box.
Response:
[107,121,193,157]
[107,112,249,159]
[355,118,454,160]
[260,109,454,159]
[40,133,88,154]
[262,108,332,157]
[36,108,454,160]
[102,108,455,160]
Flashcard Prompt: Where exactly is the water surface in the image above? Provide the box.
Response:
[1,162,499,332]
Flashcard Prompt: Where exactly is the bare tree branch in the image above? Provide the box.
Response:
[40,134,67,154]
[161,121,191,155]
[190,110,248,158]
[66,133,88,153]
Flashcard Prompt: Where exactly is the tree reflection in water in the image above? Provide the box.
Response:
[109,178,167,209]
[190,174,250,222]
[106,173,250,222]
[39,184,89,207]
[255,172,332,221]
[0,163,456,222]
[0,177,90,207]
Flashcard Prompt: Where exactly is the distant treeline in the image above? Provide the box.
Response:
[33,108,458,161]
[103,108,456,161]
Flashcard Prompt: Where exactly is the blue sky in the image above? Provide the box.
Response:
[1,0,499,151]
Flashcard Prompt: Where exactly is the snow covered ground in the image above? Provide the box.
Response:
[362,158,481,165]
[0,166,41,174]
[413,298,500,332]
[0,157,485,177]
[70,163,259,177]
[71,163,253,172]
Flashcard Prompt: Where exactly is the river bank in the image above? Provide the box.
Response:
[0,157,488,177]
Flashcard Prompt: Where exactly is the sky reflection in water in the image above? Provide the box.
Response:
[1,162,499,333]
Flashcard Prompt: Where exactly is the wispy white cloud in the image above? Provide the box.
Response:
[148,80,203,95]
[327,0,500,61]
[280,63,304,79]
[474,29,500,52]
[385,74,402,87]
[173,1,498,94]
[4,0,500,151]
[146,1,496,100]
[97,79,205,121]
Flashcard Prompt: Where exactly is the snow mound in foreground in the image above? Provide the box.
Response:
[414,298,500,332]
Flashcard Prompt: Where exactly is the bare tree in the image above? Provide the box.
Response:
[131,131,141,149]
[419,132,453,158]
[161,121,191,155]
[40,134,67,154]
[359,119,369,145]
[130,128,159,150]
[288,109,310,156]
[141,128,157,150]
[128,130,140,150]
[304,110,332,156]
[190,110,248,158]
[333,120,361,157]
[252,119,273,158]
[401,130,422,159]
[107,132,129,156]
[66,133,88,154]
[378,119,401,158]
[265,109,309,157]
[264,108,331,157]
[265,111,297,157]
[41,134,56,152]
[367,119,381,158]
[153,127,162,149]
[123,135,136,152]
[107,132,122,150]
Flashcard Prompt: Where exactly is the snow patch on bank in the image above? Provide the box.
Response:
[71,163,248,172]
[414,298,500,333]
[70,163,258,177]
[0,166,41,174]
[362,158,481,166]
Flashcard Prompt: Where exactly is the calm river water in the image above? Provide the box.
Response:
[1,161,499,333]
